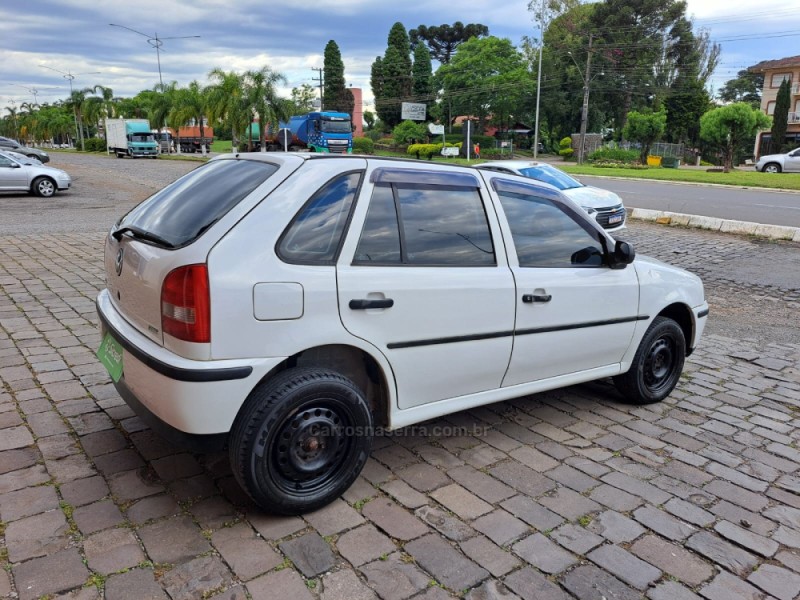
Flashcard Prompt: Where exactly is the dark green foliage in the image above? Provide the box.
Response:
[771,78,791,153]
[392,120,427,145]
[718,69,764,107]
[372,23,413,128]
[323,40,354,115]
[83,137,106,152]
[664,77,711,144]
[559,136,574,160]
[588,146,640,163]
[352,137,375,154]
[412,43,434,114]
[409,22,489,64]
[624,109,667,164]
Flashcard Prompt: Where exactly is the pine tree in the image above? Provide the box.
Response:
[771,78,791,153]
[412,42,433,117]
[372,23,413,128]
[323,40,354,115]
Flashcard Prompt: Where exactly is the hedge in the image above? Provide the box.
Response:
[352,137,375,154]
[407,142,462,159]
[588,146,640,164]
[83,137,106,152]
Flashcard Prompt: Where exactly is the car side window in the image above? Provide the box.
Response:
[0,156,14,168]
[354,182,495,266]
[278,171,362,264]
[497,188,605,268]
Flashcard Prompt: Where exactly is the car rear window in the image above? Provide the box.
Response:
[117,159,277,248]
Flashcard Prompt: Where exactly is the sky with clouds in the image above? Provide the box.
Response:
[2,0,799,114]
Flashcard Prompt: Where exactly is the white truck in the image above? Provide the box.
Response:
[106,118,159,158]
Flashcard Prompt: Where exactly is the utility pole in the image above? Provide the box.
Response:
[533,0,546,159]
[577,34,593,165]
[312,68,324,111]
[40,65,100,151]
[109,24,200,88]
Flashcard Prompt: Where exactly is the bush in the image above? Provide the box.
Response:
[392,120,428,146]
[83,137,106,152]
[352,137,374,154]
[558,137,574,160]
[406,142,461,159]
[444,133,494,147]
[588,146,640,164]
[592,161,649,170]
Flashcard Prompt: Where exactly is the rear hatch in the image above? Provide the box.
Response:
[104,155,297,352]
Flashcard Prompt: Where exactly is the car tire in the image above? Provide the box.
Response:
[229,367,373,515]
[613,316,685,405]
[31,176,56,198]
[762,163,781,173]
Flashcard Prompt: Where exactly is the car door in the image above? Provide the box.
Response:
[487,177,641,387]
[785,149,800,172]
[0,154,27,190]
[337,165,516,409]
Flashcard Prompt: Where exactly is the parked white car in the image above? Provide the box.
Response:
[96,154,707,514]
[756,148,800,173]
[0,150,71,197]
[475,161,627,231]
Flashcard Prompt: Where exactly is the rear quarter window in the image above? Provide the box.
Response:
[117,159,278,248]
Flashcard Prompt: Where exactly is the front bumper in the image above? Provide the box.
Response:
[96,289,285,440]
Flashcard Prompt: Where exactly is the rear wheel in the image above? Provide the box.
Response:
[763,163,781,173]
[229,368,373,515]
[613,316,685,404]
[31,177,56,198]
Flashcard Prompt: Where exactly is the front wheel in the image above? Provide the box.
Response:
[32,177,56,198]
[229,368,373,515]
[763,163,781,173]
[613,316,686,404]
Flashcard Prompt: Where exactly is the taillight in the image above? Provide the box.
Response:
[161,264,210,343]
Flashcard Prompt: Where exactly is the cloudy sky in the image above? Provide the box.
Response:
[2,0,799,113]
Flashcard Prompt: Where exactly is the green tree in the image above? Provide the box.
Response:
[412,42,434,116]
[171,80,210,154]
[623,108,667,164]
[149,82,180,135]
[718,69,763,107]
[409,22,489,64]
[372,23,413,128]
[770,78,791,153]
[664,77,710,145]
[290,83,317,113]
[244,66,287,151]
[323,40,354,115]
[438,36,531,135]
[363,110,376,130]
[392,120,427,145]
[207,69,248,150]
[700,102,771,171]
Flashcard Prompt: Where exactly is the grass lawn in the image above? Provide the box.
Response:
[211,140,233,153]
[561,164,800,191]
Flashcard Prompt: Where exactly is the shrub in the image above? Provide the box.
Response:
[444,133,494,147]
[352,137,374,154]
[592,161,649,170]
[406,142,461,159]
[558,137,574,160]
[588,146,640,164]
[83,137,106,152]
[392,120,428,146]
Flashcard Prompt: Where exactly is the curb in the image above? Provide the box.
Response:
[629,208,800,243]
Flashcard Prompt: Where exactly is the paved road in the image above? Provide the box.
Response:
[578,175,800,228]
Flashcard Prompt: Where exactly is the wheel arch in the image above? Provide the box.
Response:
[31,175,57,196]
[656,302,694,355]
[246,344,392,428]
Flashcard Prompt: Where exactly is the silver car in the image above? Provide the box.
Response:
[0,136,50,163]
[0,150,71,197]
[756,148,800,173]
[475,160,627,231]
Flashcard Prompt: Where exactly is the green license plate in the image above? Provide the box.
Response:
[97,333,124,383]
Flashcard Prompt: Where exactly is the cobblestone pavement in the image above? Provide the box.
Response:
[2,214,800,598]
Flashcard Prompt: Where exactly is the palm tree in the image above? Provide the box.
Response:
[149,81,180,134]
[4,106,19,140]
[244,66,287,152]
[83,85,116,139]
[65,89,89,150]
[207,69,247,152]
[171,80,210,155]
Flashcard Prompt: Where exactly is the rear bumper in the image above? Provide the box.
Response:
[96,289,285,438]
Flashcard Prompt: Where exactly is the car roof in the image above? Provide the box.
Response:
[474,160,555,171]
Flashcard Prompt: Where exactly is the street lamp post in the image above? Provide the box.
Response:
[108,24,200,88]
[40,65,100,150]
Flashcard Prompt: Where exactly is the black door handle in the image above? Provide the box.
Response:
[522,294,552,303]
[349,298,394,310]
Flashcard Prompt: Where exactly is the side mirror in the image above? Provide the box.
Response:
[610,239,635,269]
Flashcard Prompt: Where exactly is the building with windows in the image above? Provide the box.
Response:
[749,54,800,157]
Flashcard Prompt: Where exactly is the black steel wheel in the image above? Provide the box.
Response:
[614,316,686,404]
[229,368,372,515]
[31,176,56,198]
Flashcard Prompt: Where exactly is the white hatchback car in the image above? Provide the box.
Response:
[96,154,707,514]
[475,160,627,231]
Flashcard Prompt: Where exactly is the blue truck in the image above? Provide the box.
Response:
[106,118,159,158]
[244,111,352,153]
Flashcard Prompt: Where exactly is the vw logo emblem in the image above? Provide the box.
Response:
[115,248,124,276]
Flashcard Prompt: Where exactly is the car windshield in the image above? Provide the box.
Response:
[518,165,582,191]
[131,134,153,143]
[116,159,278,248]
[321,119,352,134]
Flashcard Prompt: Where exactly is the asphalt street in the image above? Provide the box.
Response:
[578,175,800,228]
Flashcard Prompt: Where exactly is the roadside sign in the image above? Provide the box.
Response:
[428,123,445,135]
[402,102,427,121]
[441,147,459,156]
